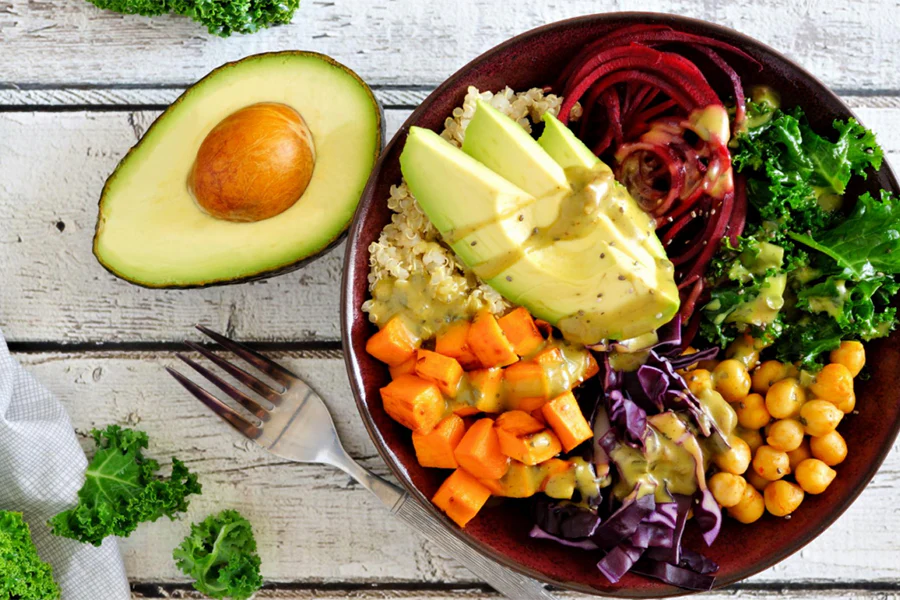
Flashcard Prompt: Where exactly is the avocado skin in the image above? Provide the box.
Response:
[92,51,384,289]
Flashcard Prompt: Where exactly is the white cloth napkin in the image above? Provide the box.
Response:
[0,329,130,599]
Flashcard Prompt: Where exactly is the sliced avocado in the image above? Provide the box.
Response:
[400,103,679,344]
[538,113,602,171]
[93,52,381,288]
[462,100,570,206]
[399,127,537,267]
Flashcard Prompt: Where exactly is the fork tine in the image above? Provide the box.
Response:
[195,325,297,387]
[166,367,262,439]
[176,353,272,421]
[184,341,283,404]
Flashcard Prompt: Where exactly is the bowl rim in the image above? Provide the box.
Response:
[340,11,900,596]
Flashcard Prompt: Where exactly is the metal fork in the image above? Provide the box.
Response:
[166,325,556,600]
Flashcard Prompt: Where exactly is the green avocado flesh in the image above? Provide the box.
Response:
[93,52,381,287]
[399,104,679,344]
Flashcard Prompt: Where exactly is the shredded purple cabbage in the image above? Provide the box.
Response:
[531,317,724,590]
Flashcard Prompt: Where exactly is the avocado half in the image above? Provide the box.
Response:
[93,52,383,288]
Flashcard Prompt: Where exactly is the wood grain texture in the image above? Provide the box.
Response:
[2,0,899,91]
[2,98,899,344]
[16,352,900,585]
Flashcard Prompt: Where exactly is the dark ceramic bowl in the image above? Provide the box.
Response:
[341,12,900,596]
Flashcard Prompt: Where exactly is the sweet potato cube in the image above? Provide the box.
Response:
[477,477,505,496]
[531,408,547,425]
[433,469,492,528]
[504,361,550,411]
[542,392,593,452]
[388,356,417,379]
[495,410,545,436]
[415,350,463,397]
[366,316,420,366]
[533,346,564,366]
[435,320,481,370]
[450,401,480,417]
[539,458,576,499]
[499,461,540,498]
[496,428,562,466]
[412,415,467,469]
[380,375,445,433]
[467,310,518,368]
[582,352,600,382]
[454,418,510,480]
[498,307,545,357]
[468,368,504,413]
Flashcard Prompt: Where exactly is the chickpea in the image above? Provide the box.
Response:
[713,435,752,475]
[751,360,789,394]
[685,369,713,396]
[765,378,806,419]
[764,480,805,517]
[766,419,805,452]
[800,400,844,437]
[752,445,791,481]
[734,393,771,430]
[810,430,848,466]
[726,333,761,370]
[795,458,837,494]
[713,359,752,403]
[746,469,771,491]
[787,439,812,471]
[709,472,747,508]
[809,363,854,405]
[736,426,765,455]
[834,391,856,414]
[829,340,865,377]
[727,482,765,524]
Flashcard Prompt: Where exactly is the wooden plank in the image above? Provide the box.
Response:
[2,98,899,344]
[15,352,900,585]
[2,0,899,91]
[129,587,900,599]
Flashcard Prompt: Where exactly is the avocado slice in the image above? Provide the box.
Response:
[93,52,381,288]
[537,113,603,171]
[400,105,679,344]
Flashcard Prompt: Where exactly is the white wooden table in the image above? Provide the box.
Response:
[2,1,899,598]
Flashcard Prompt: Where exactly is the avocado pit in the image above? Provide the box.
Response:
[189,102,316,222]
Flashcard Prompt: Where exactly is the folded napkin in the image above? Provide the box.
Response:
[0,329,130,599]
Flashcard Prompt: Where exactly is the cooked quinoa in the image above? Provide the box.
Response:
[362,86,572,338]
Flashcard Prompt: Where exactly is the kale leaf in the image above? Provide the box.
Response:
[0,511,61,600]
[84,0,300,37]
[48,425,201,546]
[173,510,263,600]
[701,105,895,368]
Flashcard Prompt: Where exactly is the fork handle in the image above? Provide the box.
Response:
[330,451,556,600]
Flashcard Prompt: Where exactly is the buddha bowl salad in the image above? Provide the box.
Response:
[362,25,896,591]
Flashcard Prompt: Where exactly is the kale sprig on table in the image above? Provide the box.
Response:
[84,0,300,37]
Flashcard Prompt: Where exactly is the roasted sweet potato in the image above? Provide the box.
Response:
[495,410,545,436]
[542,392,593,452]
[415,350,463,397]
[380,375,445,433]
[432,469,492,527]
[496,428,562,466]
[412,414,466,469]
[388,356,417,379]
[454,418,510,479]
[467,368,504,413]
[435,320,481,370]
[539,458,576,499]
[467,310,518,368]
[498,307,544,357]
[366,316,420,366]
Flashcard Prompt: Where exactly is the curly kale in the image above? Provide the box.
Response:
[0,511,60,600]
[48,425,201,546]
[174,510,263,600]
[701,105,896,368]
[84,0,300,37]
